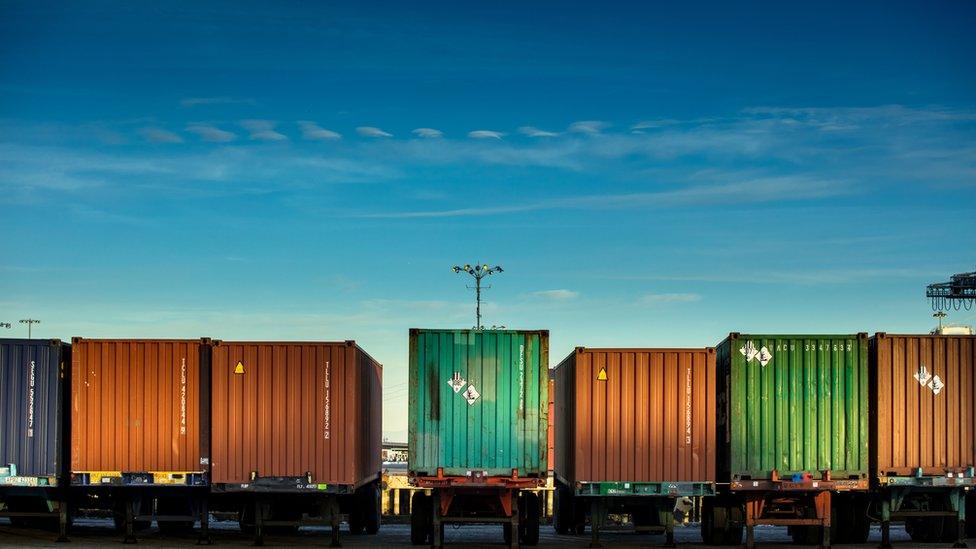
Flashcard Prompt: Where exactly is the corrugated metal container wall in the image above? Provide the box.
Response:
[717,333,869,481]
[210,341,382,487]
[71,339,207,473]
[871,333,976,477]
[0,339,68,480]
[554,348,716,485]
[409,329,549,477]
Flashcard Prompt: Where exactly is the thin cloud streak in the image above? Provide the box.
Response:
[357,126,393,138]
[519,126,559,137]
[139,127,183,144]
[186,124,236,142]
[240,119,288,141]
[358,176,853,218]
[468,130,504,140]
[298,121,341,140]
[412,128,443,138]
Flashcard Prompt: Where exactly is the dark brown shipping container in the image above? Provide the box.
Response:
[71,339,208,474]
[871,333,976,477]
[554,347,716,485]
[210,341,382,488]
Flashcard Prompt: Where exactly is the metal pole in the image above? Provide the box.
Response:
[476,276,482,330]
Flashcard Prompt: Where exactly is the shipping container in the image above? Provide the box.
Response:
[209,340,382,489]
[871,333,975,478]
[552,347,717,545]
[209,340,383,545]
[717,333,869,483]
[869,333,975,547]
[712,333,870,549]
[70,339,209,481]
[408,329,549,478]
[408,329,549,547]
[554,347,716,488]
[1,339,69,483]
[0,338,71,541]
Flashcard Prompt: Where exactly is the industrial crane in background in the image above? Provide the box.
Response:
[926,267,976,334]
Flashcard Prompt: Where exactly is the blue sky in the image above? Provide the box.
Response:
[1,1,974,440]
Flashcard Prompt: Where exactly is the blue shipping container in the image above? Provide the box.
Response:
[0,339,68,484]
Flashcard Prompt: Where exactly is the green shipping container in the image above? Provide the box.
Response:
[717,333,869,482]
[408,329,549,478]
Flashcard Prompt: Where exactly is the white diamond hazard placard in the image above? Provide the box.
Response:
[447,372,466,393]
[462,385,480,405]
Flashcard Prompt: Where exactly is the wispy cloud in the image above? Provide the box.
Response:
[186,124,236,142]
[468,130,504,140]
[412,128,443,138]
[359,175,851,218]
[639,293,702,304]
[139,127,183,144]
[180,96,255,107]
[532,289,580,300]
[298,121,341,140]
[240,119,288,141]
[357,126,393,138]
[569,120,608,134]
[519,126,559,137]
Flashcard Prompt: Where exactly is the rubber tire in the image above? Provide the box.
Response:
[348,505,365,535]
[521,493,540,546]
[409,493,432,546]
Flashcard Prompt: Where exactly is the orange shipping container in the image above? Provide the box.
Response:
[871,333,976,478]
[554,347,716,486]
[71,339,208,475]
[210,341,382,488]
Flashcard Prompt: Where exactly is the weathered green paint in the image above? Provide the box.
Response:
[718,333,869,480]
[408,329,549,477]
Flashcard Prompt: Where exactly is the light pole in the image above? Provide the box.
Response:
[452,263,503,330]
[19,318,40,339]
[934,311,947,332]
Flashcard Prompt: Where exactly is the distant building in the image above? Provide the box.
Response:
[931,324,974,335]
[382,441,408,463]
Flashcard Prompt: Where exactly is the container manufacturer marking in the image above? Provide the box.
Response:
[518,344,525,413]
[27,360,36,438]
[323,360,331,439]
[684,366,693,444]
[180,358,187,435]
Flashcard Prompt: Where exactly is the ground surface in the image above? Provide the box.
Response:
[0,517,953,547]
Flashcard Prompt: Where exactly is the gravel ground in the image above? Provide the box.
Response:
[0,517,950,548]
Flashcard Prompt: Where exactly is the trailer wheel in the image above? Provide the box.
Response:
[521,492,540,546]
[410,493,432,545]
[348,505,365,535]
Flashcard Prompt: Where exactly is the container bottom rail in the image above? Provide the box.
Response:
[875,475,970,549]
[410,470,543,548]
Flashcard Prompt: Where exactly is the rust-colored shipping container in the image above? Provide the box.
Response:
[70,339,209,477]
[209,341,382,489]
[871,333,976,478]
[553,347,717,486]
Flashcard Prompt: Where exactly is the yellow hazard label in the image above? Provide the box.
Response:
[597,367,608,381]
[234,361,245,374]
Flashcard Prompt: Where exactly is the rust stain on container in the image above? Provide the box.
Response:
[553,347,716,484]
[70,339,208,473]
[871,333,976,477]
[210,341,382,488]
